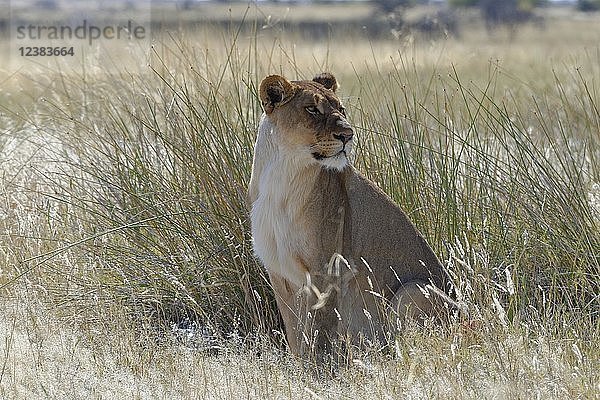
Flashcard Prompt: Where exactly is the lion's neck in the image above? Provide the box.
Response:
[258,144,321,214]
[250,115,322,208]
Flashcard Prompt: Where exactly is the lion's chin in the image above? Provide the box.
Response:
[319,152,349,171]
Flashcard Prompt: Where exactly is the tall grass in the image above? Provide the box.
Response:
[0,16,598,396]
[352,58,599,331]
[2,29,280,337]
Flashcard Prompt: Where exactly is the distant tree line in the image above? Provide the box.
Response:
[577,0,600,11]
[372,0,599,38]
[373,0,600,14]
[448,0,546,30]
[448,0,600,12]
[447,0,544,8]
[372,0,545,35]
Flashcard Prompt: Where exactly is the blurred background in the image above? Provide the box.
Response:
[0,1,598,397]
[4,0,599,38]
[3,0,600,74]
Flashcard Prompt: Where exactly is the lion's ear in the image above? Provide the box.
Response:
[313,72,338,92]
[259,75,295,114]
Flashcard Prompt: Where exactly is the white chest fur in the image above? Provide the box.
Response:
[249,117,318,287]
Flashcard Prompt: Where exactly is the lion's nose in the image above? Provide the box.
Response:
[333,132,353,144]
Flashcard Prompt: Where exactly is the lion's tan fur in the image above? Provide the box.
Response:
[249,73,457,357]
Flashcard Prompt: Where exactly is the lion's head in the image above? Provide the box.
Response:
[259,73,353,171]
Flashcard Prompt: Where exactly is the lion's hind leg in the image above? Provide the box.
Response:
[391,280,456,324]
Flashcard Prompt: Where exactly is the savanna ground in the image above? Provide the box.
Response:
[0,2,599,399]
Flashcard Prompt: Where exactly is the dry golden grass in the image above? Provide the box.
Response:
[0,3,599,399]
[1,294,596,398]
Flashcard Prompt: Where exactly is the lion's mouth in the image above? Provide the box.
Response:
[312,150,347,161]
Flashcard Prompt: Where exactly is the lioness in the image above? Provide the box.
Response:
[249,72,458,358]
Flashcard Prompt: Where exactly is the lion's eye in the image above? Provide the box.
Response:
[305,106,322,115]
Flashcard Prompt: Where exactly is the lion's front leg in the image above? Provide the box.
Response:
[268,273,307,355]
[270,272,342,359]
